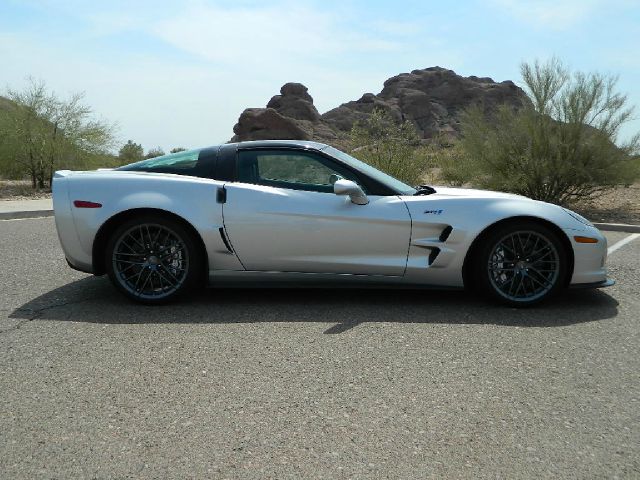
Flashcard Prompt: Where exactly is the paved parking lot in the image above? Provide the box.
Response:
[1,218,638,479]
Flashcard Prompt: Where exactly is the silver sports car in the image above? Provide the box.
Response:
[52,140,613,306]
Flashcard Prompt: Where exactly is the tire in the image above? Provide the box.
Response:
[105,214,204,304]
[471,221,568,307]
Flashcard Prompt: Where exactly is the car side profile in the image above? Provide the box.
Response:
[52,140,613,306]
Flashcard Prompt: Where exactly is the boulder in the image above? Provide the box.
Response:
[229,67,529,143]
[322,67,528,139]
[231,108,310,142]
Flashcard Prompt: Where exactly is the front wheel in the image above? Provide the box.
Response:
[472,222,568,306]
[105,215,203,304]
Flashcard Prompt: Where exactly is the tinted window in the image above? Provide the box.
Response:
[118,149,203,175]
[237,149,364,193]
[322,146,416,195]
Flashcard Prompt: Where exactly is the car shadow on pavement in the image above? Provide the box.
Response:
[10,276,620,334]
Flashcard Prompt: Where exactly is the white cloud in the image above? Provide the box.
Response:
[150,3,400,66]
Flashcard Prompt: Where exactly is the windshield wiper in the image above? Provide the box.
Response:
[414,185,436,196]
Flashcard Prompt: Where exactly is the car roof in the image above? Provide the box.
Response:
[225,140,329,151]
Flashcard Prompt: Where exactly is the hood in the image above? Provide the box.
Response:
[428,186,528,200]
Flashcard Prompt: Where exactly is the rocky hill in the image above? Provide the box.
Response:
[231,67,528,144]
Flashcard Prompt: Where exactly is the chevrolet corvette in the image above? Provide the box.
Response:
[52,140,613,306]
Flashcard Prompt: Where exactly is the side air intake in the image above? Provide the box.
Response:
[439,226,453,242]
[428,247,441,266]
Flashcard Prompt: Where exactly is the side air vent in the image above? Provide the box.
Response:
[218,227,234,254]
[428,247,441,266]
[439,225,453,242]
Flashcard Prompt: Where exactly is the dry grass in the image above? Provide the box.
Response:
[570,182,640,225]
[0,180,51,200]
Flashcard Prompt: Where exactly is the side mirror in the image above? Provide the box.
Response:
[333,179,369,205]
[329,173,343,184]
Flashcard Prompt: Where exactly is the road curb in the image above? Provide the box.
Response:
[593,222,640,233]
[0,210,54,220]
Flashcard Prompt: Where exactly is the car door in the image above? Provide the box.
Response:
[222,148,411,276]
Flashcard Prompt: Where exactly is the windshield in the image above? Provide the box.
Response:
[322,146,417,195]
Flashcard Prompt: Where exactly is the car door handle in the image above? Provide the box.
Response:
[217,187,227,203]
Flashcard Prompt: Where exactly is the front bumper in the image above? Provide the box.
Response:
[564,226,609,285]
[569,278,615,289]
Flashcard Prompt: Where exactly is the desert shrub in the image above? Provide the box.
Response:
[349,108,427,186]
[455,58,639,204]
[119,140,144,164]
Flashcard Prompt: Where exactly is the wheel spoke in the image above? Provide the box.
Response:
[116,259,146,265]
[528,270,551,289]
[159,263,181,283]
[155,268,174,290]
[136,269,152,296]
[127,232,145,250]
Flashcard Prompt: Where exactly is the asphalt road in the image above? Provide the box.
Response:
[1,218,638,479]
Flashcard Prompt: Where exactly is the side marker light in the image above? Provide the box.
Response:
[73,200,102,208]
[574,236,598,244]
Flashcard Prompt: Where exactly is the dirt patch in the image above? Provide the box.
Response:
[570,182,640,225]
[0,180,51,200]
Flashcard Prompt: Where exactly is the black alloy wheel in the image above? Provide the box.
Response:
[105,215,203,304]
[473,221,568,306]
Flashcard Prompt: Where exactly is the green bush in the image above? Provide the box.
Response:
[454,58,639,204]
[349,108,427,186]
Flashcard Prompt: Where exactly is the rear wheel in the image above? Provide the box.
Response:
[105,215,203,304]
[472,222,568,306]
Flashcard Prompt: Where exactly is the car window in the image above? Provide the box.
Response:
[237,149,364,193]
[118,149,202,173]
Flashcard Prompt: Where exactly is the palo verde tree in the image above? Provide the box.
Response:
[458,58,639,204]
[349,108,426,186]
[145,147,166,159]
[118,140,144,164]
[4,78,116,188]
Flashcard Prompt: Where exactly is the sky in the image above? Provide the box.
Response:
[1,0,639,153]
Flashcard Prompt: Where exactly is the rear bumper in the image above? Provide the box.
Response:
[569,278,615,289]
[66,257,94,275]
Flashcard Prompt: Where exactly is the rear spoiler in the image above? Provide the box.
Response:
[54,170,73,178]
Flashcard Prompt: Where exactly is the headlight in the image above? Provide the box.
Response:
[562,208,594,227]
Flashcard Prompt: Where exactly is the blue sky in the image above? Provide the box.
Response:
[1,0,639,152]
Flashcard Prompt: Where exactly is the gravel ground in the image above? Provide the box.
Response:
[0,218,638,479]
[571,182,640,225]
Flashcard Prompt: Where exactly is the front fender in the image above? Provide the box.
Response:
[399,195,593,286]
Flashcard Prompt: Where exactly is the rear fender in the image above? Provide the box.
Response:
[60,172,243,273]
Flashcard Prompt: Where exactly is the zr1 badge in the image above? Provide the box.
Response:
[424,209,443,215]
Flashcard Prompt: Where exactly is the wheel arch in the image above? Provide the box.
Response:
[461,215,574,289]
[92,208,209,279]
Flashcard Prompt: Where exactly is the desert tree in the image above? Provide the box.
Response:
[119,140,144,164]
[457,58,639,204]
[5,78,116,188]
